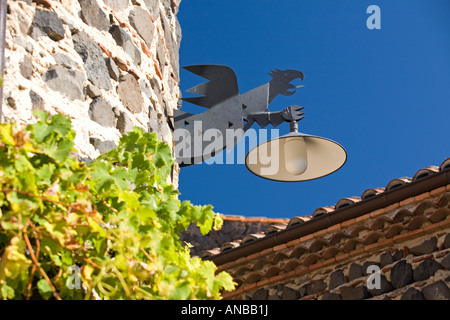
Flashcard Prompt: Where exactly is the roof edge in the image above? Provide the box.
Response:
[209,167,450,266]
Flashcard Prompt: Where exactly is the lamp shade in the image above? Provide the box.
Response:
[245,131,347,182]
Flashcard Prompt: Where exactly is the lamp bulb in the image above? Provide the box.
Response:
[283,137,308,175]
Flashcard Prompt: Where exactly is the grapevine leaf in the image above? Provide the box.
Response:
[37,279,53,300]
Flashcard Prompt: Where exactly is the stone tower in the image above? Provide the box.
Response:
[2,0,182,185]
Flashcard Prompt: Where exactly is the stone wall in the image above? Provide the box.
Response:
[3,0,181,185]
[245,232,450,300]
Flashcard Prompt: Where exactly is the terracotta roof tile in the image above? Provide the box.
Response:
[289,245,308,259]
[282,259,302,272]
[322,246,342,260]
[287,215,312,228]
[439,157,450,171]
[264,223,287,235]
[392,208,413,222]
[329,231,350,246]
[413,166,440,181]
[436,194,450,207]
[362,231,385,245]
[385,224,408,238]
[342,238,364,253]
[335,196,361,210]
[271,252,288,264]
[302,253,322,266]
[265,265,282,278]
[241,232,265,245]
[361,187,385,200]
[385,177,411,191]
[413,200,438,215]
[406,215,430,231]
[312,206,334,218]
[245,272,264,284]
[369,216,394,230]
[349,224,370,237]
[429,207,450,223]
[200,248,220,259]
[233,266,253,277]
[309,238,329,252]
[220,241,241,252]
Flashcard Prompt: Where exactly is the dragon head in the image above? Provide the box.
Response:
[268,69,304,96]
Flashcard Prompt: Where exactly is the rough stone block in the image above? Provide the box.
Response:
[129,5,155,46]
[305,279,327,296]
[104,0,130,11]
[410,237,438,256]
[79,0,110,31]
[390,260,413,289]
[252,288,268,300]
[159,11,179,75]
[392,249,403,261]
[320,292,342,300]
[105,57,120,81]
[401,287,424,300]
[413,258,442,282]
[53,52,78,69]
[362,261,380,275]
[86,84,102,99]
[32,9,65,41]
[29,90,44,111]
[90,138,117,154]
[89,97,116,127]
[141,0,160,18]
[19,55,33,79]
[109,25,141,65]
[329,269,345,290]
[348,263,363,281]
[440,252,450,270]
[339,285,370,300]
[379,251,394,267]
[281,286,299,300]
[443,233,450,249]
[422,281,450,300]
[43,65,86,101]
[367,274,393,296]
[117,74,144,113]
[73,32,112,91]
[116,112,134,134]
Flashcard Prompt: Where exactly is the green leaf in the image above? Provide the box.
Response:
[36,163,56,185]
[0,113,236,300]
[0,125,15,146]
[0,284,15,300]
[61,251,73,266]
[37,279,53,300]
[30,121,53,143]
[172,282,191,300]
[197,205,215,236]
[213,214,223,231]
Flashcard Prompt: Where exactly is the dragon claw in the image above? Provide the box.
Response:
[281,105,305,122]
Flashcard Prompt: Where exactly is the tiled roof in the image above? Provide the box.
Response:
[218,182,450,299]
[202,157,450,261]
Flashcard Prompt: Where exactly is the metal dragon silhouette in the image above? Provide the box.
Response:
[172,65,305,166]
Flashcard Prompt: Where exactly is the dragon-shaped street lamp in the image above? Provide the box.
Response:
[172,65,347,182]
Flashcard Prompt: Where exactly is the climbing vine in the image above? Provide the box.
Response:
[0,111,235,300]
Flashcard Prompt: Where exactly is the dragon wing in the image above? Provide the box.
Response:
[182,65,239,109]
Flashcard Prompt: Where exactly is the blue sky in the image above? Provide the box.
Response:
[176,0,450,219]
